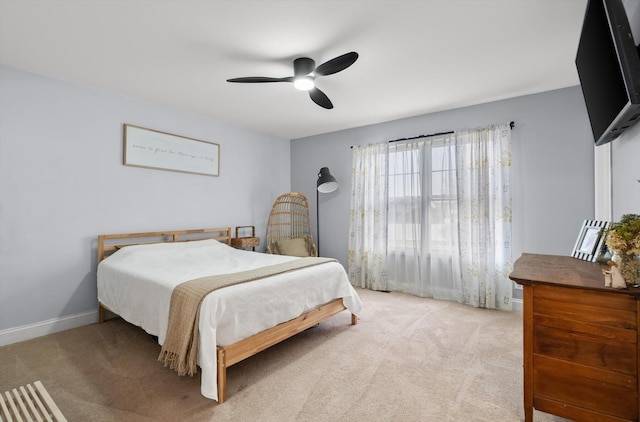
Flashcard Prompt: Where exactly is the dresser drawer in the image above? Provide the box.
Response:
[533,285,637,330]
[533,284,637,310]
[533,355,638,420]
[533,321,637,375]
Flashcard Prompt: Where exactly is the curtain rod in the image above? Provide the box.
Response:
[350,121,515,149]
[388,130,453,143]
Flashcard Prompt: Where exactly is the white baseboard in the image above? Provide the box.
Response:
[0,310,98,347]
[511,298,523,313]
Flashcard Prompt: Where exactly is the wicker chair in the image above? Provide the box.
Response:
[265,192,318,257]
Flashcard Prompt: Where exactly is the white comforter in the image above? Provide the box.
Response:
[97,239,362,401]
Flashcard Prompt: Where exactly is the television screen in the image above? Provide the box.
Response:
[575,0,640,146]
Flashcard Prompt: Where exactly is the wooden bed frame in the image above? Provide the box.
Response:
[97,227,357,403]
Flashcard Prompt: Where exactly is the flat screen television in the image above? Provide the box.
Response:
[575,0,640,146]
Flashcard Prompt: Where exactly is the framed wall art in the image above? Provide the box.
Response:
[571,219,610,262]
[123,124,220,176]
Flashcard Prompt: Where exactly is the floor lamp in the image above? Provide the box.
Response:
[316,167,338,256]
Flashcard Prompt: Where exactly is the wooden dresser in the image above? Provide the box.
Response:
[510,253,640,422]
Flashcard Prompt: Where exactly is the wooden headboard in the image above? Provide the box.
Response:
[97,227,231,262]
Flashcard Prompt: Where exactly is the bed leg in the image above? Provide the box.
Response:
[98,305,105,324]
[217,348,227,403]
[351,313,358,325]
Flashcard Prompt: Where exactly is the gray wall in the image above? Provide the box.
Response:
[0,65,290,337]
[611,122,640,217]
[291,86,595,272]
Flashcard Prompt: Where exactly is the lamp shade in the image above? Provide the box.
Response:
[317,167,338,193]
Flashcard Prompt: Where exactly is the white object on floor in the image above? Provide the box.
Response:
[0,380,67,422]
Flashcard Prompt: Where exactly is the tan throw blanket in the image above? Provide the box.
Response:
[158,257,337,376]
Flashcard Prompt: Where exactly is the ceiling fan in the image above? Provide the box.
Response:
[226,51,359,109]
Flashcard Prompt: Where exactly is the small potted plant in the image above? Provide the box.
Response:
[605,214,640,287]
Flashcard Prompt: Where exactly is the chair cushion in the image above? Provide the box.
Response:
[275,238,310,257]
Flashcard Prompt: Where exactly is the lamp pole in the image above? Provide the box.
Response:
[316,189,320,256]
[316,167,338,257]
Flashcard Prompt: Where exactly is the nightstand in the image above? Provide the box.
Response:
[230,226,260,251]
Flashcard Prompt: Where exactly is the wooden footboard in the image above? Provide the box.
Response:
[216,298,357,403]
[101,298,356,403]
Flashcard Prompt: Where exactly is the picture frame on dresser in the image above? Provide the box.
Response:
[571,219,610,262]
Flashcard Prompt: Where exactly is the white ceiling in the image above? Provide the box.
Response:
[0,0,588,140]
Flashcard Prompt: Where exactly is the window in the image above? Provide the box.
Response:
[429,143,457,252]
[387,139,457,253]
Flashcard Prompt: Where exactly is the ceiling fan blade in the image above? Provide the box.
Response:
[294,57,315,76]
[309,88,333,109]
[314,52,359,76]
[227,76,293,83]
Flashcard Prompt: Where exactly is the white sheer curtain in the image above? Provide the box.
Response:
[348,123,512,310]
[456,124,513,310]
[347,143,389,291]
[386,135,461,300]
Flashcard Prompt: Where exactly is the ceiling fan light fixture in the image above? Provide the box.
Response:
[227,51,358,108]
[294,76,315,91]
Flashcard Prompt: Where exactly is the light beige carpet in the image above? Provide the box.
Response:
[0,289,569,421]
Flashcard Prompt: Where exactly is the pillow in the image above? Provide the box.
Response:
[275,238,310,257]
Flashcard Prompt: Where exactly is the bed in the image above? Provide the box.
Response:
[96,227,361,403]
